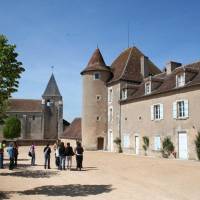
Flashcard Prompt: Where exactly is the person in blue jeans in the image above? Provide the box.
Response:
[7,143,14,170]
[29,143,36,166]
[59,142,66,170]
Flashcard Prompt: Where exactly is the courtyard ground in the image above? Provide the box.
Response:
[0,146,200,200]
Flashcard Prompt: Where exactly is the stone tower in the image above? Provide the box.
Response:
[42,73,63,139]
[81,48,111,150]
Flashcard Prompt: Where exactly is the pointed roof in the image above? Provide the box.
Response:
[42,74,61,97]
[81,48,110,75]
[108,46,161,84]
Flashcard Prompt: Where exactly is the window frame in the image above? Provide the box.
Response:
[145,81,151,95]
[176,73,185,88]
[93,72,101,80]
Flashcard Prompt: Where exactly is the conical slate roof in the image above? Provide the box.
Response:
[108,46,161,84]
[42,73,61,97]
[81,48,110,75]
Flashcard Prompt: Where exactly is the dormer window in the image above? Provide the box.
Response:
[121,88,127,100]
[145,82,151,95]
[176,73,185,87]
[94,72,100,80]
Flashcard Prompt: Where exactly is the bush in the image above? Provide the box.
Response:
[195,132,200,160]
[162,137,174,158]
[3,116,21,139]
[113,137,123,153]
[142,136,149,156]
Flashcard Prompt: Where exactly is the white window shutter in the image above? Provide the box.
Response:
[151,105,154,120]
[160,104,164,119]
[184,99,189,118]
[173,101,177,119]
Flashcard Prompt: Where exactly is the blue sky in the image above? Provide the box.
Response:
[0,0,200,122]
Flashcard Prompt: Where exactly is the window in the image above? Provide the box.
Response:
[123,134,130,148]
[121,89,127,100]
[176,73,185,87]
[96,116,100,121]
[108,107,113,122]
[96,95,101,101]
[108,88,113,102]
[151,104,163,120]
[94,72,100,80]
[145,82,151,95]
[154,136,161,150]
[173,100,189,119]
[32,116,35,120]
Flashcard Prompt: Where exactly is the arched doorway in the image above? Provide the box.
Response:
[97,137,104,150]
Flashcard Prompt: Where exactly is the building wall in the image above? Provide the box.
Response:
[121,86,200,160]
[107,83,121,152]
[82,71,110,150]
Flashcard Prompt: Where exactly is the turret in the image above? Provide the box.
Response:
[81,48,112,150]
[42,73,63,139]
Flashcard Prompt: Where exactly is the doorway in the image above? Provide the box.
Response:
[178,132,188,159]
[97,137,104,150]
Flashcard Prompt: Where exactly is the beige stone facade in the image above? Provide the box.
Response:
[81,46,200,160]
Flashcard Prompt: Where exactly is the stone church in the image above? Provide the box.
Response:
[81,46,200,160]
[0,73,68,140]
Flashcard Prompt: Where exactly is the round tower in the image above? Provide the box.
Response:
[81,48,111,150]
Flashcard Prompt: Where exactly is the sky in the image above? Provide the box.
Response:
[0,0,200,122]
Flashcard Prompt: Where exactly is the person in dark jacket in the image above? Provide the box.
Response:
[44,144,51,169]
[65,143,74,170]
[13,142,19,167]
[74,142,84,171]
[0,140,6,169]
[59,142,66,170]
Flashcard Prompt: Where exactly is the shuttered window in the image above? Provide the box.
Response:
[173,100,189,119]
[123,134,130,148]
[151,104,164,120]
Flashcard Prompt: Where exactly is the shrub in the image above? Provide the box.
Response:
[3,116,21,139]
[114,137,123,153]
[162,137,174,158]
[142,136,149,156]
[195,132,200,160]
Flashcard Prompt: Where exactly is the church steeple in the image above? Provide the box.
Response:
[42,73,61,98]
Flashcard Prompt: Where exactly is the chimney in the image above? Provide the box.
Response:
[166,61,182,74]
[140,56,149,78]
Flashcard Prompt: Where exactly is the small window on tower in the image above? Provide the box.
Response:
[96,95,101,101]
[96,116,100,121]
[94,72,100,80]
[47,100,50,107]
[32,116,35,120]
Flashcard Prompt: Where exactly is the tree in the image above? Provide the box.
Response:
[195,132,200,160]
[142,136,149,156]
[113,137,123,153]
[3,116,21,139]
[0,34,25,123]
[162,137,175,158]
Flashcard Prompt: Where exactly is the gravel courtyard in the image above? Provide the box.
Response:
[0,146,200,200]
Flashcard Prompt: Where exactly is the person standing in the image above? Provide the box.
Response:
[75,142,84,171]
[54,140,60,168]
[13,141,19,167]
[44,144,51,169]
[7,143,14,170]
[29,143,35,166]
[59,142,66,170]
[65,143,74,170]
[0,140,6,169]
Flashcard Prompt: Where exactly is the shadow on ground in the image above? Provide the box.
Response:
[70,167,98,172]
[18,184,113,197]
[0,170,59,178]
[3,163,31,169]
[0,192,10,200]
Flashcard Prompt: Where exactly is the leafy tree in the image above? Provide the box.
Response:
[0,34,25,123]
[195,132,200,160]
[162,137,175,158]
[142,136,149,156]
[3,116,21,139]
[113,137,123,153]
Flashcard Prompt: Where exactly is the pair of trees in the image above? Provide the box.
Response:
[0,34,24,138]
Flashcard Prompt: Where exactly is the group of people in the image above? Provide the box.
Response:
[0,140,84,171]
[28,140,84,171]
[0,141,18,170]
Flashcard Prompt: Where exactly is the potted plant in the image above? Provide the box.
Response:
[113,137,123,153]
[161,137,174,158]
[142,136,149,156]
[195,132,200,160]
